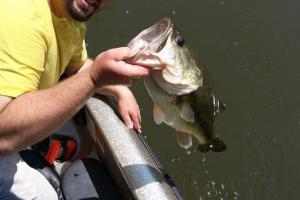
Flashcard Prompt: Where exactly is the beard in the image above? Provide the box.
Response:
[66,0,100,22]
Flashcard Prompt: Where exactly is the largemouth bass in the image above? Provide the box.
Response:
[127,18,227,152]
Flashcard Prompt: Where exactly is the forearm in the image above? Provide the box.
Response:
[0,71,95,154]
[0,47,150,155]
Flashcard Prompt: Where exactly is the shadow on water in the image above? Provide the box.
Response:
[86,0,300,199]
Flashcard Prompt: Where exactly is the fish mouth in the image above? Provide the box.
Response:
[128,18,173,55]
[127,18,203,95]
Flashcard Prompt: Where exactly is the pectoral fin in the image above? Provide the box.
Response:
[176,131,192,149]
[153,103,165,124]
[180,102,194,122]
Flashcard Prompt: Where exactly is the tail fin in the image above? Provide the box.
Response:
[197,144,210,153]
[210,138,227,152]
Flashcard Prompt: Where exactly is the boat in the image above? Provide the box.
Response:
[51,95,183,200]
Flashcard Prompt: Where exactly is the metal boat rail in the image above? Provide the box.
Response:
[86,95,183,200]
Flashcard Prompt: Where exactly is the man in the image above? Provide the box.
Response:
[0,0,149,199]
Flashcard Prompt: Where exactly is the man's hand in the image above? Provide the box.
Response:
[97,86,142,133]
[116,87,141,133]
[87,47,150,87]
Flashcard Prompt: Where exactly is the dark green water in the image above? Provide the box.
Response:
[86,0,300,199]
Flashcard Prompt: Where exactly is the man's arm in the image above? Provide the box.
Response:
[0,47,149,155]
[71,55,142,132]
[0,71,95,155]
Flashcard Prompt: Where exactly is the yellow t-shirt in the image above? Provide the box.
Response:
[0,0,88,97]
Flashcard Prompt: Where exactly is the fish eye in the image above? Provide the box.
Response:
[175,36,185,47]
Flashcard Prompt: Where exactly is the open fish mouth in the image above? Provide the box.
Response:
[128,18,173,57]
[127,17,203,95]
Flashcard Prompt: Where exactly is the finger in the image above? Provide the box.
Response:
[138,110,142,125]
[130,113,141,133]
[137,111,142,133]
[134,107,142,125]
[121,111,133,129]
[112,61,150,78]
[107,47,134,61]
[137,128,142,133]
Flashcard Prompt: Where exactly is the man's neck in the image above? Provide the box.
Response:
[48,0,70,19]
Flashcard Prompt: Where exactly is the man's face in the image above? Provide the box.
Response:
[66,0,109,22]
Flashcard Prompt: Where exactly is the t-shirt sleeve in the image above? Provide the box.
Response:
[0,5,47,98]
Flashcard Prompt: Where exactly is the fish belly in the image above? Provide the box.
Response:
[144,77,208,145]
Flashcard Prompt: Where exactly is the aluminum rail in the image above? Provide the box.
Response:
[86,95,183,200]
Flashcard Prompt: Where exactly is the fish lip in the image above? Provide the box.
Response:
[149,17,173,47]
[128,17,173,52]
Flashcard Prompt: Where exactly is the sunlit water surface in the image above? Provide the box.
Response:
[86,0,300,199]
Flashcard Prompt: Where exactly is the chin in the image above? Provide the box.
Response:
[67,0,95,21]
